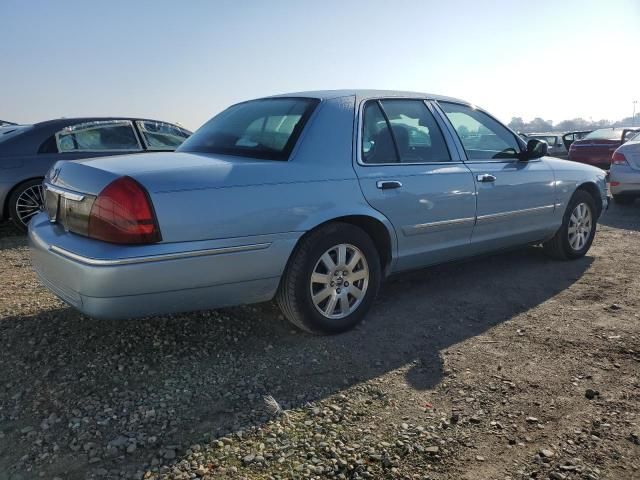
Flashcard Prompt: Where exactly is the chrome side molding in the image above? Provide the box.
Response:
[49,243,272,266]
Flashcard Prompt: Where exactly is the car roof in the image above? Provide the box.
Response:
[266,89,471,105]
[32,117,189,130]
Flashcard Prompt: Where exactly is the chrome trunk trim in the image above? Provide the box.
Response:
[43,183,85,201]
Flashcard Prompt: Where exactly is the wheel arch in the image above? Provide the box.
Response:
[576,181,603,217]
[293,213,397,276]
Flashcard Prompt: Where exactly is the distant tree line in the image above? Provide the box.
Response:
[508,115,638,133]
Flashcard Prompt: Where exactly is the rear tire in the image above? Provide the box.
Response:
[9,179,45,233]
[613,194,635,205]
[277,222,381,335]
[543,190,597,260]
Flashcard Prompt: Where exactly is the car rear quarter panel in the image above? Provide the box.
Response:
[149,96,397,251]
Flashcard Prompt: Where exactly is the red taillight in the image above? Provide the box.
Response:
[88,176,161,244]
[611,151,628,165]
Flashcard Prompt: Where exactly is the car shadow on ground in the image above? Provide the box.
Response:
[0,244,594,478]
[598,202,640,231]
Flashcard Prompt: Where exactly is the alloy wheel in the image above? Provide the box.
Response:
[567,202,592,251]
[310,243,369,319]
[16,184,44,226]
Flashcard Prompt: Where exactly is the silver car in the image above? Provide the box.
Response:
[610,131,640,204]
[29,90,608,334]
[0,118,191,231]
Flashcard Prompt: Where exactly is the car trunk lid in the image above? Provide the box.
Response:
[569,139,620,168]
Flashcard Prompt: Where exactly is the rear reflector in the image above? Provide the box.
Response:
[611,151,628,165]
[88,176,161,244]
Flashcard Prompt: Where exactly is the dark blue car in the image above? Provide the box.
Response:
[0,117,191,231]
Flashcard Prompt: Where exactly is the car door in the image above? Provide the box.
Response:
[354,98,477,271]
[435,101,557,253]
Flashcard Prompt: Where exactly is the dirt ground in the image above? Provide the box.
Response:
[0,203,638,480]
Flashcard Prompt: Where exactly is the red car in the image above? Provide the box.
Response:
[568,127,639,169]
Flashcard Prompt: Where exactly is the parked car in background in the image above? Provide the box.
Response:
[562,130,592,150]
[0,120,17,127]
[610,131,640,205]
[29,90,608,334]
[528,133,568,158]
[568,127,640,169]
[0,118,191,231]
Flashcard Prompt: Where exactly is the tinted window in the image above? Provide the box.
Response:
[440,102,520,160]
[178,98,319,160]
[137,121,191,150]
[379,100,451,163]
[56,121,141,152]
[362,102,398,164]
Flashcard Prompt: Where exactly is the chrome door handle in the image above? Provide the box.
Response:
[476,174,496,183]
[376,180,403,190]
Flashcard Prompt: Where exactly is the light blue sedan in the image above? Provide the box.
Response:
[29,90,608,334]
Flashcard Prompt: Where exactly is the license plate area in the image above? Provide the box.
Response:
[43,183,94,235]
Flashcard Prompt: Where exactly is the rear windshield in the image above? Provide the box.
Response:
[583,128,623,141]
[178,97,319,160]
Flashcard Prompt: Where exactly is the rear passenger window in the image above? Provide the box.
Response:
[362,102,398,164]
[361,100,451,164]
[56,120,141,152]
[379,100,451,163]
[136,121,190,150]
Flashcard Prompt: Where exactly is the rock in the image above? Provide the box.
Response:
[585,389,599,400]
[629,432,640,445]
[540,449,554,458]
[476,455,485,462]
[425,446,439,454]
[243,453,256,464]
[163,449,176,460]
[549,473,566,480]
[126,443,137,454]
[526,417,539,423]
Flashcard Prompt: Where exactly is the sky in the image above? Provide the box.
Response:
[1,0,639,131]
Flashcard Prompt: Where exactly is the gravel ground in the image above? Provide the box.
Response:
[0,203,639,480]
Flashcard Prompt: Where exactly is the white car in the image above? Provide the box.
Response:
[610,131,640,205]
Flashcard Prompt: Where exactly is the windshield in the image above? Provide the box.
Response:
[178,97,319,160]
[583,128,623,141]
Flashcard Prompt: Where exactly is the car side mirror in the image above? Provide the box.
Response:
[523,138,548,160]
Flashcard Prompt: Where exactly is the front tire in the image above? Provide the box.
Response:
[9,179,45,233]
[543,190,597,260]
[277,222,381,335]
